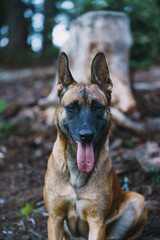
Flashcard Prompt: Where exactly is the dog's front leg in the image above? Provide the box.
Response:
[88,219,106,240]
[48,216,64,240]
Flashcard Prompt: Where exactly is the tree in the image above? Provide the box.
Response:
[42,0,57,56]
[0,0,6,28]
[6,0,28,55]
[107,0,160,68]
[60,0,160,69]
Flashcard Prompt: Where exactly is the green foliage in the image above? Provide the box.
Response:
[0,100,7,112]
[19,203,35,217]
[1,0,160,69]
[124,139,134,148]
[151,167,160,185]
[58,0,107,20]
[0,120,11,139]
[42,45,60,60]
[107,0,160,69]
[4,49,36,67]
[59,0,160,69]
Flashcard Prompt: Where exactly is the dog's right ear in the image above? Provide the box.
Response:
[57,52,75,98]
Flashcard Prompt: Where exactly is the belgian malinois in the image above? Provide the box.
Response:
[44,52,146,240]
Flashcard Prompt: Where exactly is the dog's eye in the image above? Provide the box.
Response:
[95,105,103,111]
[94,104,104,112]
[66,100,79,114]
[67,105,77,112]
[91,100,105,113]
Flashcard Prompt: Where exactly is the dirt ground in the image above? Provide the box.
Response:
[0,67,160,240]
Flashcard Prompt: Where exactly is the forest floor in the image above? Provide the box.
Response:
[0,66,160,240]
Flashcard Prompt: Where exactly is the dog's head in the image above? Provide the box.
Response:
[57,52,113,173]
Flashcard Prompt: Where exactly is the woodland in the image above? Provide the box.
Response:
[0,0,160,239]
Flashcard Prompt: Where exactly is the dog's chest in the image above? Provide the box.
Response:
[65,195,94,238]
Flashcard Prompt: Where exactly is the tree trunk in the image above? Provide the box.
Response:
[7,0,27,54]
[44,11,136,112]
[42,0,56,53]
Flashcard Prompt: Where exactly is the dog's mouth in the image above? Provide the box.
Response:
[68,130,95,173]
[76,142,95,173]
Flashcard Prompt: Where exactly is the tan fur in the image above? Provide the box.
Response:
[44,53,146,240]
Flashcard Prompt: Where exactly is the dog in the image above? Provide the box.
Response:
[43,52,147,240]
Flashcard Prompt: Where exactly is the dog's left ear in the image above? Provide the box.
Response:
[57,52,76,98]
[91,52,113,99]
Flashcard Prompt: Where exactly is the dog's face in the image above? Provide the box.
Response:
[57,52,113,173]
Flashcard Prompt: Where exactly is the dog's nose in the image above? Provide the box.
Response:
[79,129,94,142]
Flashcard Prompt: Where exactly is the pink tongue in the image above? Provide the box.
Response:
[77,142,95,173]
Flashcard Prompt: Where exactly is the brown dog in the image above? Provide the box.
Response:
[43,52,146,240]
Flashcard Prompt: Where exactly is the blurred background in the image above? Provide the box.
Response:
[0,0,160,68]
[0,1,160,240]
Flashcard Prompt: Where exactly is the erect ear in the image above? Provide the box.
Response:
[91,52,113,101]
[57,52,76,98]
